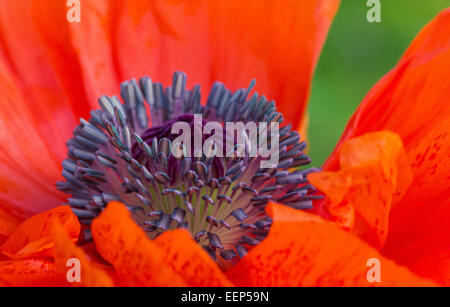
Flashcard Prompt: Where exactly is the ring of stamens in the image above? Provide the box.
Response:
[57,72,320,268]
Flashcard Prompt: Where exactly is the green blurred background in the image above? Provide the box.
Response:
[308,0,449,166]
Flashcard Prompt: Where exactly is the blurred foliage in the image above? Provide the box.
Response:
[308,0,449,166]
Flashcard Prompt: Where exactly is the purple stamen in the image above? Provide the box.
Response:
[57,71,321,268]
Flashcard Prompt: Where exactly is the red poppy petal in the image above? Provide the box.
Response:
[91,202,186,286]
[309,131,411,249]
[1,206,80,259]
[385,223,450,286]
[383,195,450,285]
[0,258,68,287]
[0,0,93,158]
[66,0,121,106]
[0,0,338,220]
[0,206,22,240]
[154,230,233,286]
[108,0,339,130]
[52,220,114,287]
[226,203,437,287]
[0,0,96,218]
[0,58,67,219]
[323,9,450,283]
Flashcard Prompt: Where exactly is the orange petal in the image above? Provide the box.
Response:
[0,0,91,129]
[0,206,22,240]
[66,0,121,106]
[309,131,411,249]
[154,230,232,286]
[383,195,450,286]
[91,202,186,286]
[395,246,450,286]
[226,203,437,287]
[105,0,338,130]
[323,9,450,283]
[0,0,93,156]
[52,220,114,287]
[1,206,80,259]
[0,258,68,287]
[0,0,94,219]
[0,56,67,220]
[0,0,337,221]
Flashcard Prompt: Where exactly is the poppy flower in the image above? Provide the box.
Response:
[0,0,448,287]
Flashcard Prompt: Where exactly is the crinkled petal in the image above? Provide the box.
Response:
[0,207,22,240]
[323,9,450,284]
[1,206,80,259]
[226,203,437,287]
[52,220,114,287]
[154,230,232,286]
[91,202,186,286]
[309,131,411,249]
[0,258,68,287]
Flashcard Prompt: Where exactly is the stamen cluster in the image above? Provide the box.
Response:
[57,72,320,267]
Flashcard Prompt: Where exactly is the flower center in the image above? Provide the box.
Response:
[57,72,320,268]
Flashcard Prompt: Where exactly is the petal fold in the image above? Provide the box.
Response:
[323,9,450,283]
[1,206,80,259]
[91,202,186,286]
[309,131,411,249]
[155,230,233,286]
[226,203,437,287]
[52,220,114,287]
[0,207,22,240]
